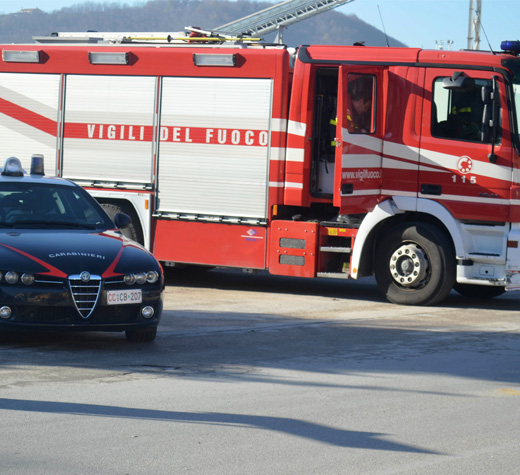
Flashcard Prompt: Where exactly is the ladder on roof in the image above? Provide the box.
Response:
[214,0,356,43]
[33,27,262,45]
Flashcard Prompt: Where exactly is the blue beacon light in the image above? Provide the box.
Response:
[501,40,520,55]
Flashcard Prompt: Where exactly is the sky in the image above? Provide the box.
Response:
[0,0,518,51]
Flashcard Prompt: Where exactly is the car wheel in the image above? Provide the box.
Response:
[453,283,505,299]
[374,222,455,306]
[125,326,157,342]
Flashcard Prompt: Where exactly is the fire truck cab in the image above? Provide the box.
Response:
[1,33,520,305]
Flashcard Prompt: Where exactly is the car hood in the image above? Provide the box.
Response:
[0,229,159,278]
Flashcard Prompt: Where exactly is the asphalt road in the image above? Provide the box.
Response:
[1,268,520,474]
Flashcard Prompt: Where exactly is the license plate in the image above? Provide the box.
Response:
[107,289,142,305]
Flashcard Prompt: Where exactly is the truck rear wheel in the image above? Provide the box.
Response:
[374,222,455,306]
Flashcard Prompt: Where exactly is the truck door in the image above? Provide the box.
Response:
[420,68,513,222]
[334,66,383,215]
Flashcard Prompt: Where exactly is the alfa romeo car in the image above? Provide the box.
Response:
[0,155,163,341]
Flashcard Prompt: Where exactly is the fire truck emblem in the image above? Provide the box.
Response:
[241,228,263,242]
[457,156,473,174]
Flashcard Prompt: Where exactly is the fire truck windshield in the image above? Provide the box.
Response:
[504,59,520,148]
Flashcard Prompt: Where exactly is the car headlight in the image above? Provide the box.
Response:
[5,271,19,284]
[124,271,160,285]
[0,306,12,319]
[21,273,35,285]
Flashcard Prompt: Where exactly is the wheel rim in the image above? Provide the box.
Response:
[388,242,429,288]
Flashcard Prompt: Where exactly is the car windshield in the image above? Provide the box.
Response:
[0,181,113,229]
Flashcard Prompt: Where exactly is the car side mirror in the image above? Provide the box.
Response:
[114,212,132,229]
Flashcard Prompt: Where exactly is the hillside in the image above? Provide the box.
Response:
[0,0,406,47]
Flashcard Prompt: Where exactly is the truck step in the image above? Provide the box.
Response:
[319,246,351,253]
[317,272,351,279]
[320,220,360,229]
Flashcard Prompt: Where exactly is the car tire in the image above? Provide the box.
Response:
[453,283,506,299]
[125,326,157,342]
[374,222,455,306]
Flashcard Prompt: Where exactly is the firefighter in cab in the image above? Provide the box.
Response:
[346,75,373,134]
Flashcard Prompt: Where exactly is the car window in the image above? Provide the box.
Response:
[0,182,112,229]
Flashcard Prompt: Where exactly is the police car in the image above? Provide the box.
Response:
[0,155,163,341]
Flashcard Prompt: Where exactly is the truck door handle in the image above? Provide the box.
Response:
[421,184,442,196]
[342,183,354,194]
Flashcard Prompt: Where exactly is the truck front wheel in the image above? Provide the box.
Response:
[374,222,455,306]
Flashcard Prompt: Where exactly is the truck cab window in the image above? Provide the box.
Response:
[432,77,496,143]
[346,74,375,134]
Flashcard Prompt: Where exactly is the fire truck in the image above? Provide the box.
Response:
[1,31,520,305]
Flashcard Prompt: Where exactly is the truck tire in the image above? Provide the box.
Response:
[100,202,143,244]
[453,283,505,299]
[125,326,157,342]
[374,222,455,306]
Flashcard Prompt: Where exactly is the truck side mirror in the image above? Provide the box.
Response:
[481,85,492,104]
[481,103,492,143]
[480,77,500,162]
[481,83,494,143]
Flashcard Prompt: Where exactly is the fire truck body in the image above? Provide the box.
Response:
[1,38,519,305]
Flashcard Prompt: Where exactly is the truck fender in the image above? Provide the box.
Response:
[350,196,465,279]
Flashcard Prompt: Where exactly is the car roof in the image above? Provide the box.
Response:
[0,156,78,188]
[0,174,77,187]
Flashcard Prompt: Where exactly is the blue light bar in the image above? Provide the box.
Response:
[30,154,45,176]
[501,40,520,55]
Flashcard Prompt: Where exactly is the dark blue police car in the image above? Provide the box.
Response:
[0,155,163,341]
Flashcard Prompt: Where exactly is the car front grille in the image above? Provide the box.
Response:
[68,274,102,319]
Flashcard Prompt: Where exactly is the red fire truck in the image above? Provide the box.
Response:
[1,32,520,305]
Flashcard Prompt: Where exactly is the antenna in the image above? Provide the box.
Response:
[474,8,495,54]
[377,4,390,47]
